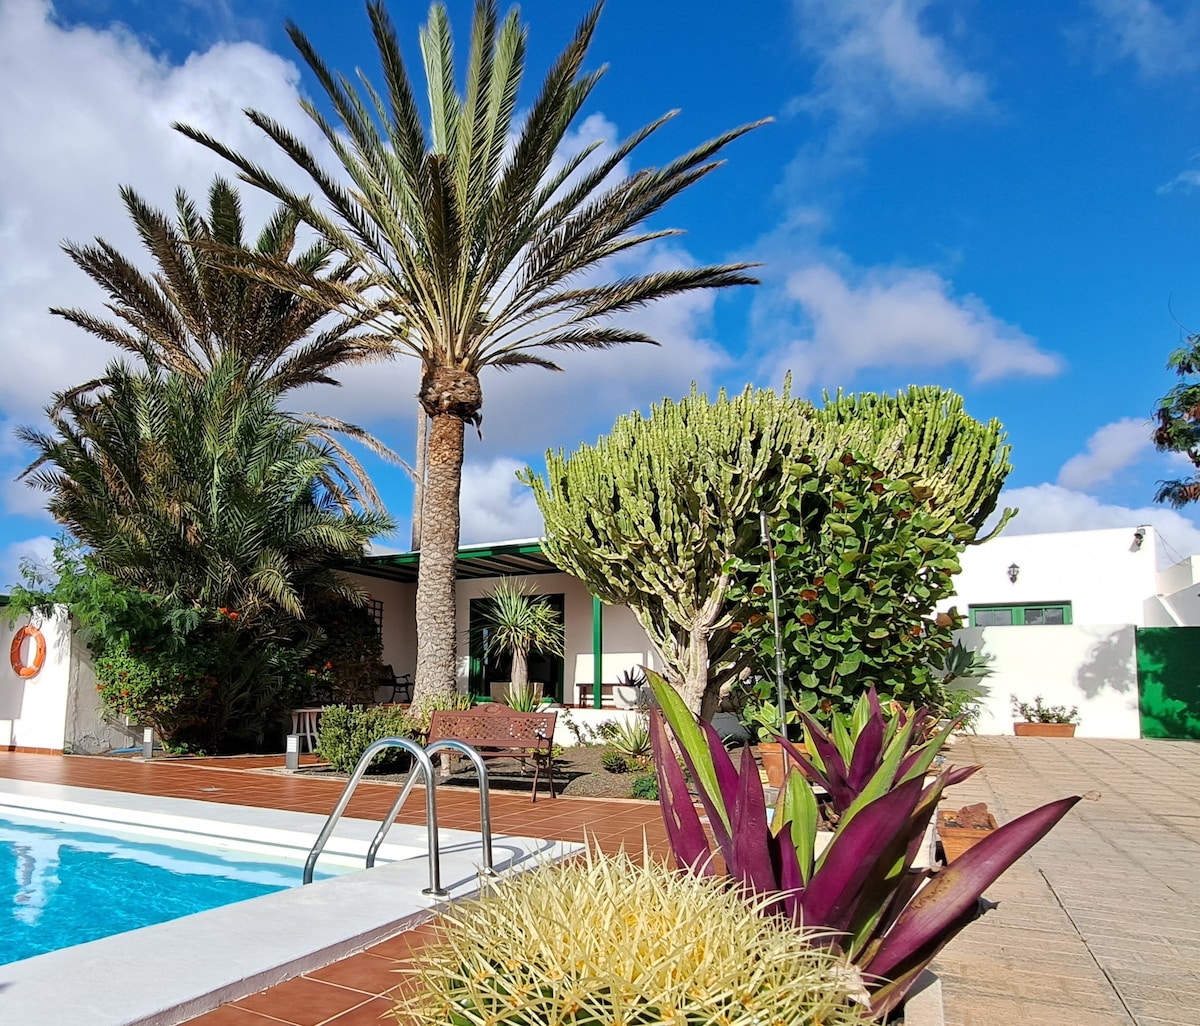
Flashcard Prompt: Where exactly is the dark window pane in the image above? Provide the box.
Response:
[1042,607,1065,625]
[1025,608,1046,625]
[975,608,1013,626]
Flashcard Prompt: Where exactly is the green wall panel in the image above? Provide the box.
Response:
[1135,627,1200,740]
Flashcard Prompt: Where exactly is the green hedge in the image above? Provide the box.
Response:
[315,704,420,773]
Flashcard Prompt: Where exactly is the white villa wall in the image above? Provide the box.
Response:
[0,608,131,753]
[955,624,1140,738]
[941,526,1159,626]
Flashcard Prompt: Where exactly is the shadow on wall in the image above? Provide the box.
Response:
[1075,630,1135,699]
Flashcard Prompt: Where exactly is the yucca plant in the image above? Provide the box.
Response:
[396,845,871,1025]
[649,671,1081,1019]
[606,714,652,761]
[477,579,565,690]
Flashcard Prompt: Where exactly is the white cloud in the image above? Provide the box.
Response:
[458,458,544,545]
[1089,0,1200,77]
[999,483,1200,565]
[1159,163,1200,194]
[0,0,333,506]
[764,260,1062,390]
[0,535,56,592]
[793,0,987,128]
[1056,417,1152,490]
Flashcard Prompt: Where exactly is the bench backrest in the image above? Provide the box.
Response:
[428,708,556,750]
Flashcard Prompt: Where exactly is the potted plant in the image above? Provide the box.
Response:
[478,579,564,705]
[742,700,800,787]
[1011,694,1080,737]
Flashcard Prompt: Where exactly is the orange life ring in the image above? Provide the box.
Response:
[10,625,46,678]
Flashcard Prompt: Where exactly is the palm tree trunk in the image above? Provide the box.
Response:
[411,407,428,550]
[411,410,464,704]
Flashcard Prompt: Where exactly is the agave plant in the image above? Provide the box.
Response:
[648,671,1080,1019]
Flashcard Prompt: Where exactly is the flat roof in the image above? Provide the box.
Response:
[348,540,559,584]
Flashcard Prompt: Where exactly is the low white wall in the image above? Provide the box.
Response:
[955,624,1140,738]
[552,707,643,748]
[0,610,71,750]
[0,609,136,753]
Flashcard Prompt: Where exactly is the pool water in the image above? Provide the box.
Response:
[1,814,321,964]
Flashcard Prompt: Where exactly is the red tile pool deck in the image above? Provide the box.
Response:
[0,751,669,1025]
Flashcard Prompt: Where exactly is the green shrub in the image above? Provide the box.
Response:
[600,746,631,774]
[629,772,658,800]
[315,705,419,773]
[399,847,869,1025]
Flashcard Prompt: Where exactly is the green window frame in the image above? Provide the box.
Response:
[969,603,1072,627]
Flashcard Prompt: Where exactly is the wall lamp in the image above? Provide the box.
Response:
[1007,562,1020,584]
[1133,526,1147,550]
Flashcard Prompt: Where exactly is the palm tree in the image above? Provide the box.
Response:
[176,0,766,704]
[52,177,403,508]
[19,357,394,621]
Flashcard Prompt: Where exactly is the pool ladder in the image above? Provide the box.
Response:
[302,737,495,897]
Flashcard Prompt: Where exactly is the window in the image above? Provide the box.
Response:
[969,603,1071,627]
[368,599,384,639]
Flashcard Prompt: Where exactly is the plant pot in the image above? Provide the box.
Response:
[1013,721,1076,737]
[756,742,806,788]
[937,805,997,862]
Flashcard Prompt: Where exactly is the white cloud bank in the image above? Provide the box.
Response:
[794,0,987,126]
[999,483,1200,565]
[1056,417,1152,490]
[459,459,545,546]
[765,261,1062,391]
[1089,0,1200,77]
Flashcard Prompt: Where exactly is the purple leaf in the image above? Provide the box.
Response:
[846,704,885,792]
[868,795,1082,984]
[651,709,713,875]
[799,776,925,934]
[729,744,780,905]
[799,712,854,805]
[778,736,833,794]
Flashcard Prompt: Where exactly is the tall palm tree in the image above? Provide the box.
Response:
[53,177,403,508]
[177,0,766,703]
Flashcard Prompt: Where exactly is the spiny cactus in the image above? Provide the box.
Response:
[396,846,871,1026]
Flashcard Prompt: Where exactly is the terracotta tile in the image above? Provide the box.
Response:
[185,1004,293,1025]
[305,952,403,995]
[319,996,397,1025]
[234,977,374,1026]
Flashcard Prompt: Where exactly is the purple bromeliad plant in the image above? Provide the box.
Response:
[649,671,1080,1019]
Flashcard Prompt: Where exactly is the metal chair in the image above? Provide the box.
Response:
[381,664,414,704]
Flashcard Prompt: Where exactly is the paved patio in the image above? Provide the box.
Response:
[934,736,1200,1026]
[3,736,1198,1024]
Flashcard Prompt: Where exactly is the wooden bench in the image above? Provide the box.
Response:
[427,705,557,802]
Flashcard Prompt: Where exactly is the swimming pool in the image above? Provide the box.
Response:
[1,812,328,964]
[0,778,573,1025]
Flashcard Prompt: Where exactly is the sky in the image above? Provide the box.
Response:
[4,0,1200,586]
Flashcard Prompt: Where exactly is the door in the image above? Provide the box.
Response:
[468,592,565,702]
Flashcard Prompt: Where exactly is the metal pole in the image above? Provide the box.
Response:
[760,511,787,734]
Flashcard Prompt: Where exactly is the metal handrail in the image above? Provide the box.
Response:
[403,739,495,875]
[302,737,446,895]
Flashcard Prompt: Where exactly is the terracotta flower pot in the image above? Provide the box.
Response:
[937,804,998,863]
[756,741,807,788]
[1013,721,1076,737]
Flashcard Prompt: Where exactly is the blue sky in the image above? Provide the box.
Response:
[4,0,1200,585]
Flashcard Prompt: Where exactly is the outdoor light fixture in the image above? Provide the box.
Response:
[1133,527,1147,549]
[1007,562,1020,584]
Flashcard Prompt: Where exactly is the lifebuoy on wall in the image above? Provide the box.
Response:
[10,625,46,679]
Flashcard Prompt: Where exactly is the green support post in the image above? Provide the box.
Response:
[592,594,603,709]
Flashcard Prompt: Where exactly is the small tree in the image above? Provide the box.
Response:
[477,579,564,690]
[1153,333,1200,506]
[726,452,975,720]
[523,385,811,717]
